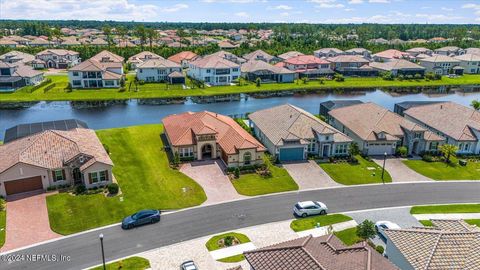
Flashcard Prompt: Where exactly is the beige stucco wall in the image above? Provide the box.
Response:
[226,148,264,168]
[0,163,50,197]
[82,162,113,189]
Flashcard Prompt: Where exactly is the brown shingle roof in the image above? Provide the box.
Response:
[163,111,265,155]
[244,234,398,270]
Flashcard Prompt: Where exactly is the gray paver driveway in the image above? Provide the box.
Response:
[180,160,244,205]
[283,160,340,189]
[373,157,432,182]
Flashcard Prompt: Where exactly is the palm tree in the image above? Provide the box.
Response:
[439,144,459,163]
[471,100,480,111]
[146,28,158,50]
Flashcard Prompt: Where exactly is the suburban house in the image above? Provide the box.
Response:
[393,101,445,116]
[385,219,480,270]
[241,59,295,83]
[466,47,480,56]
[314,48,343,58]
[244,234,398,270]
[0,62,44,91]
[249,104,352,162]
[319,100,364,121]
[405,47,433,57]
[326,55,376,76]
[344,48,372,58]
[454,54,480,74]
[372,49,411,62]
[403,102,480,154]
[35,49,81,69]
[369,59,426,76]
[136,58,184,84]
[187,54,241,85]
[127,51,163,69]
[280,55,333,78]
[162,111,265,168]
[167,51,199,68]
[210,50,246,64]
[243,49,278,63]
[434,46,466,56]
[91,50,124,64]
[277,51,304,61]
[68,55,124,88]
[418,55,463,75]
[0,120,114,197]
[0,51,35,65]
[328,102,444,155]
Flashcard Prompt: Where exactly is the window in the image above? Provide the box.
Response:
[414,133,422,139]
[325,136,329,141]
[89,172,99,183]
[464,143,470,151]
[308,141,316,152]
[72,80,81,86]
[335,144,348,155]
[232,68,239,72]
[139,69,143,73]
[206,69,211,73]
[73,71,79,76]
[429,142,439,151]
[53,169,65,182]
[243,152,252,165]
[89,170,109,184]
[179,147,193,158]
[99,171,107,182]
[104,80,114,86]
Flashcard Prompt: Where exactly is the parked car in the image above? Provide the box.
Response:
[180,260,198,270]
[121,209,161,229]
[293,201,328,217]
[375,220,400,240]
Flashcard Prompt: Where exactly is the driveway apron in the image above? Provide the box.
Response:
[283,160,341,189]
[373,157,432,182]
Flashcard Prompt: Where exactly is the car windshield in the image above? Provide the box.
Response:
[295,203,302,209]
[131,213,142,220]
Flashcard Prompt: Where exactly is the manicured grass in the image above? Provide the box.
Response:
[290,214,353,232]
[205,232,251,251]
[334,227,363,246]
[231,156,298,196]
[411,204,480,214]
[47,124,206,235]
[217,254,245,263]
[419,220,434,226]
[91,256,150,270]
[0,210,5,248]
[319,155,392,185]
[465,219,480,227]
[2,74,480,102]
[403,158,480,180]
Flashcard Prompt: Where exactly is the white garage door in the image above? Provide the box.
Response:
[367,143,394,156]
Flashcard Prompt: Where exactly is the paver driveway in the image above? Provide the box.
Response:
[372,157,432,182]
[180,160,245,205]
[0,191,61,252]
[283,160,340,189]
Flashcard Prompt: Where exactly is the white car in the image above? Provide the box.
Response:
[293,201,328,217]
[180,260,198,270]
[375,220,400,239]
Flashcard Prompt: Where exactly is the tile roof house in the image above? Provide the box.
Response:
[249,104,351,162]
[0,51,35,65]
[0,62,44,91]
[187,54,241,85]
[277,51,304,61]
[385,219,480,270]
[163,111,265,167]
[434,46,466,56]
[418,55,462,75]
[344,48,372,58]
[35,49,81,69]
[136,58,184,84]
[167,51,199,68]
[403,102,480,154]
[326,55,376,76]
[281,55,334,78]
[241,59,295,83]
[372,49,411,62]
[369,59,426,76]
[328,102,444,155]
[210,50,246,64]
[454,54,480,74]
[127,51,164,69]
[0,126,114,196]
[68,51,124,88]
[466,47,480,56]
[243,49,278,63]
[319,100,364,120]
[405,47,433,57]
[314,48,344,58]
[244,234,398,270]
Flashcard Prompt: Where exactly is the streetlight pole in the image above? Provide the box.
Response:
[99,233,106,270]
[381,152,387,184]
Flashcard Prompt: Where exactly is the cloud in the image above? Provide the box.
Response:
[348,0,364,4]
[415,13,463,21]
[313,0,345,8]
[272,5,292,10]
[280,12,290,17]
[369,0,390,3]
[441,7,454,11]
[462,3,480,9]
[344,8,355,11]
[202,0,263,2]
[161,4,188,13]
[235,11,249,17]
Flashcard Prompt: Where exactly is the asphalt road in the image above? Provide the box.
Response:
[1,182,479,270]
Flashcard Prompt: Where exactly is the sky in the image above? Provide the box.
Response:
[1,0,480,24]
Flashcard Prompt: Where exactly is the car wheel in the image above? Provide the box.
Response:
[320,210,326,215]
[301,213,307,218]
[128,224,133,229]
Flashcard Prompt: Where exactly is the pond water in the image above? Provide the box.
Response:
[1,87,480,141]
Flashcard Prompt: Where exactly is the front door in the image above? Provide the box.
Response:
[322,144,330,157]
[201,144,213,159]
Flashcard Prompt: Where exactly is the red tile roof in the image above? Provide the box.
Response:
[163,111,265,155]
[167,51,199,64]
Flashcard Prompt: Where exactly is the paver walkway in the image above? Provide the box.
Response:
[297,220,358,237]
[180,160,245,205]
[412,213,480,220]
[372,157,432,182]
[283,160,340,189]
[0,191,61,252]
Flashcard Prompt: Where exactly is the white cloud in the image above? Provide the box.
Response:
[272,5,292,10]
[348,0,364,4]
[162,4,188,13]
[316,2,345,8]
[415,13,463,21]
[280,12,290,17]
[344,8,355,11]
[309,0,337,3]
[462,3,480,9]
[369,0,390,3]
[441,7,454,11]
[235,11,249,17]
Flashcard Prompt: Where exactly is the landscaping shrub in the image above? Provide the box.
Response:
[107,183,119,195]
[414,73,423,80]
[396,146,408,157]
[356,220,376,240]
[234,167,240,179]
[459,159,467,166]
[422,154,434,162]
[119,87,126,92]
[43,83,56,93]
[75,184,87,194]
[397,74,405,81]
[375,245,385,254]
[224,236,235,247]
[47,186,57,191]
[255,77,261,87]
[138,80,145,85]
[381,71,394,81]
[405,74,414,80]
[334,74,344,82]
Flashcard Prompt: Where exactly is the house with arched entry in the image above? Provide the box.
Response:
[162,111,266,168]
[35,49,81,69]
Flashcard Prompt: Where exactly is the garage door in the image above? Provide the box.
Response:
[367,143,394,156]
[279,147,305,162]
[4,176,43,195]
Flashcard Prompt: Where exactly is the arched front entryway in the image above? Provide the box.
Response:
[201,144,213,159]
[47,61,54,68]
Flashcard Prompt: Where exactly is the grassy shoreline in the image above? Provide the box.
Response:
[1,74,479,102]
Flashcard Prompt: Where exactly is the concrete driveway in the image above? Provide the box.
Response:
[180,160,244,205]
[373,157,432,182]
[283,160,340,189]
[0,191,61,252]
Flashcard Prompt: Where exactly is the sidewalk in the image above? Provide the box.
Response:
[412,213,480,220]
[296,220,357,237]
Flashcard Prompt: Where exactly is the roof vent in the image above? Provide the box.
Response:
[440,105,443,109]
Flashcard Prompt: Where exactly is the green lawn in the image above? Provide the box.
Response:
[403,158,480,180]
[334,227,363,246]
[319,156,392,185]
[0,210,5,248]
[91,256,150,270]
[2,74,480,102]
[47,124,206,235]
[419,220,434,226]
[411,204,480,214]
[217,254,245,263]
[419,219,480,227]
[231,156,298,196]
[290,214,353,232]
[205,232,251,251]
